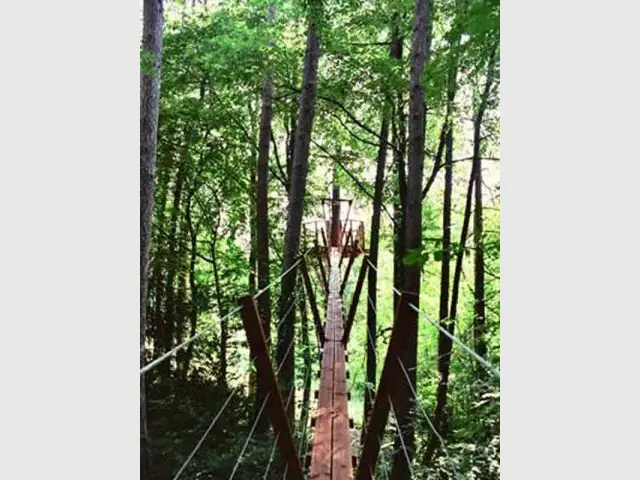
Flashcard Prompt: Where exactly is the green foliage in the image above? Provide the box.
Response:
[143,0,500,477]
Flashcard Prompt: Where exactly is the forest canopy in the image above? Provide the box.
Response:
[140,0,500,478]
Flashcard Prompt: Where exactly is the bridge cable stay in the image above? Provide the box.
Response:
[171,295,301,480]
[397,358,461,480]
[364,257,500,379]
[366,289,459,479]
[227,322,299,480]
[387,395,415,478]
[262,386,296,480]
[228,392,272,480]
[172,387,241,480]
[361,295,393,480]
[140,251,310,376]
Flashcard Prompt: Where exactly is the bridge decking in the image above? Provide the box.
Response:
[309,250,353,480]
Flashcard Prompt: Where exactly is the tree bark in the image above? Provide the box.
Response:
[149,149,174,356]
[277,2,322,423]
[363,115,389,434]
[255,1,275,434]
[390,23,406,316]
[424,128,454,463]
[140,0,163,478]
[209,212,229,390]
[473,47,497,367]
[160,138,189,377]
[424,17,463,462]
[179,191,199,380]
[391,0,431,477]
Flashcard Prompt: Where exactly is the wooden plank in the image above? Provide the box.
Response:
[332,339,352,479]
[237,295,304,480]
[311,250,355,480]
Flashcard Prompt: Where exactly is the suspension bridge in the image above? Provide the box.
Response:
[140,187,500,480]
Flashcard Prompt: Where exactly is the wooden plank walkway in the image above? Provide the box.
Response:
[310,250,353,480]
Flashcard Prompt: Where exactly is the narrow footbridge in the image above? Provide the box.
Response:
[140,187,500,480]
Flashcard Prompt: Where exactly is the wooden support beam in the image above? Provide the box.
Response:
[354,292,418,480]
[320,227,329,261]
[315,246,329,294]
[301,257,326,344]
[237,295,305,480]
[339,228,353,269]
[342,256,369,344]
[341,251,357,296]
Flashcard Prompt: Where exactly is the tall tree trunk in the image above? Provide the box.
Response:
[150,150,174,356]
[180,194,199,380]
[424,128,454,463]
[424,19,463,462]
[140,0,163,478]
[173,201,190,375]
[255,2,275,434]
[391,0,431,477]
[210,216,228,390]
[390,23,406,315]
[277,2,322,423]
[473,48,497,368]
[363,115,389,434]
[160,139,189,377]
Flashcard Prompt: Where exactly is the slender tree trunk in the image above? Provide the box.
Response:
[391,0,431,477]
[424,20,463,461]
[173,208,189,376]
[363,115,389,434]
[150,150,174,356]
[390,23,406,315]
[427,121,484,464]
[180,196,199,381]
[210,217,229,390]
[160,139,189,377]
[473,48,497,368]
[255,1,275,434]
[140,0,163,478]
[424,128,454,463]
[277,2,322,423]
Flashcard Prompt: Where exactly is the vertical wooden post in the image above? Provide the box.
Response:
[301,257,325,344]
[341,250,357,296]
[354,292,418,480]
[315,245,329,293]
[238,295,305,480]
[339,228,353,269]
[342,256,369,344]
[320,227,330,262]
[331,187,341,247]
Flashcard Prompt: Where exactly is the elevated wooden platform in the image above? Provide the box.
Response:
[310,250,353,480]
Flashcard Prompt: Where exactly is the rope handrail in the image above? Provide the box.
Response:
[407,303,500,378]
[397,357,460,480]
[140,305,242,375]
[141,249,311,376]
[363,257,500,379]
[172,387,240,480]
[262,387,296,480]
[228,392,272,480]
[254,248,313,300]
[388,395,415,478]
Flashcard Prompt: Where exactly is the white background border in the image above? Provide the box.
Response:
[0,0,639,478]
